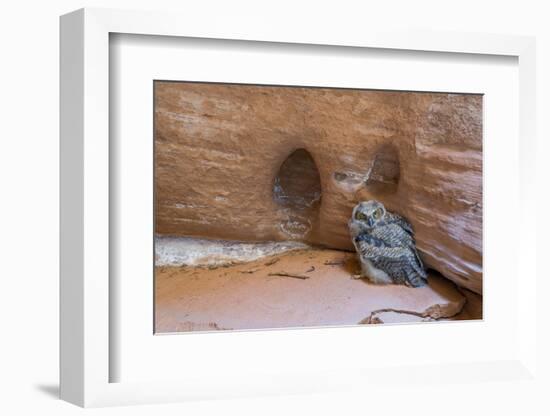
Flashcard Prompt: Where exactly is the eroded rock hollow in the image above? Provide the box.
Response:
[154,82,482,294]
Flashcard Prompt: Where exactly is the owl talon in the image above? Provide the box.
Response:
[351,274,363,280]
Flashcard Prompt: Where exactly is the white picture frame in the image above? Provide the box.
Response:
[60,7,537,407]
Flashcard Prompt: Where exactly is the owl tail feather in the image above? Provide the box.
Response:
[407,272,428,288]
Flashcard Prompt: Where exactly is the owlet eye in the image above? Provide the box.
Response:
[373,209,382,220]
[355,211,366,221]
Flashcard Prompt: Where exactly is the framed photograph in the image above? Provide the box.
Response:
[60,8,537,407]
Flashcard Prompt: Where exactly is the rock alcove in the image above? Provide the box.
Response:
[273,149,322,240]
[365,144,400,195]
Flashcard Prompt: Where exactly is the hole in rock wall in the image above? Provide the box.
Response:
[365,144,400,195]
[273,149,322,239]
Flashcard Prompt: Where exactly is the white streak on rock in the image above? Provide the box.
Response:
[155,236,309,267]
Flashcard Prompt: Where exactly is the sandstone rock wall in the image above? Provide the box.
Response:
[154,82,482,294]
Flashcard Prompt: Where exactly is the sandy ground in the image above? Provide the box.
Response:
[155,247,481,333]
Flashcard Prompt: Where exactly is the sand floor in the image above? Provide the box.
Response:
[155,246,481,333]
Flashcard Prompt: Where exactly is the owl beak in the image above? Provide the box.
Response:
[367,217,374,227]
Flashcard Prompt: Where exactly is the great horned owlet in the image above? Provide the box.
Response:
[348,200,427,288]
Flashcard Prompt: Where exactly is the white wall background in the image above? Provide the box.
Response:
[0,0,548,414]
